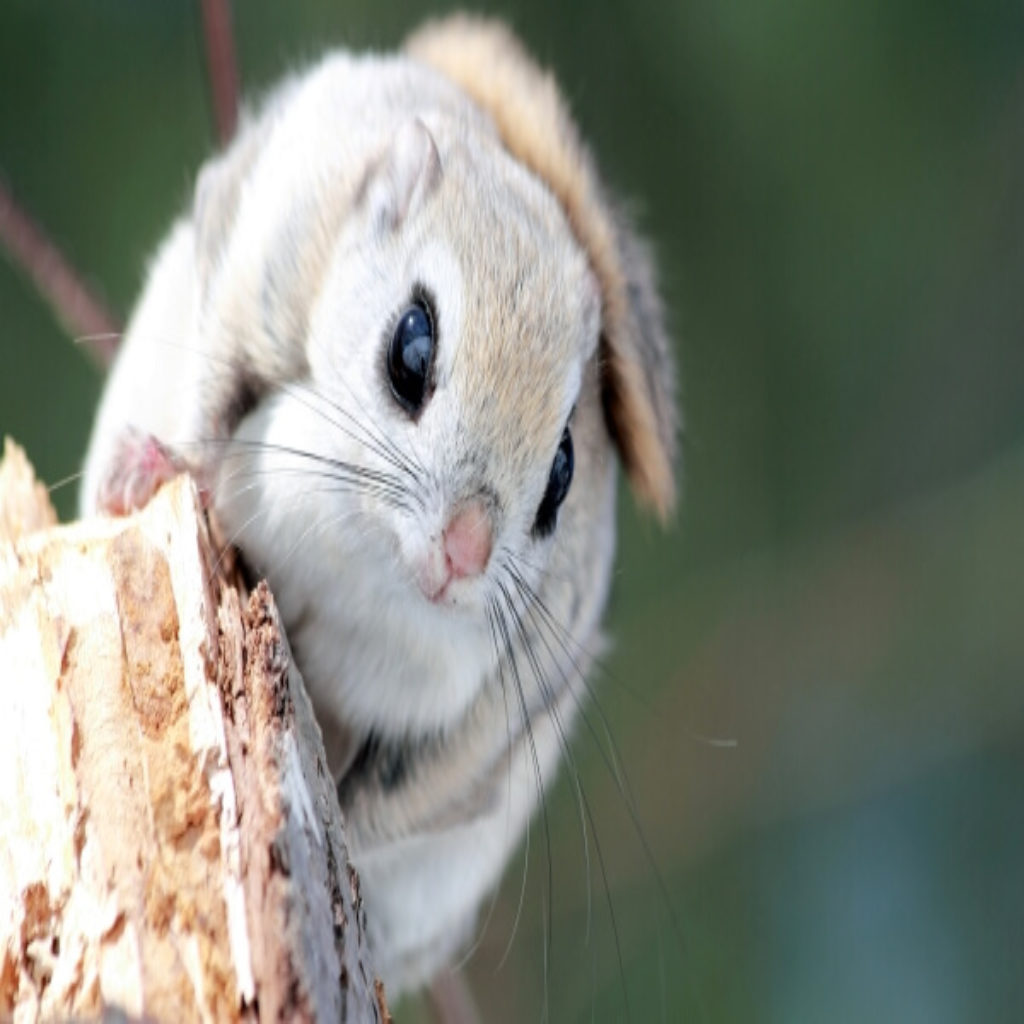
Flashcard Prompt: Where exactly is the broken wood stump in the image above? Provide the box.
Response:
[0,439,389,1023]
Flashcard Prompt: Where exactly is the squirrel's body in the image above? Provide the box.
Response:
[82,16,676,994]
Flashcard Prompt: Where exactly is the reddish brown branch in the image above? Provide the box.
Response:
[0,177,120,368]
[1,4,240,370]
[200,0,240,146]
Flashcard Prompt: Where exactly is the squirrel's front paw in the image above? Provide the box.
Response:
[95,428,202,516]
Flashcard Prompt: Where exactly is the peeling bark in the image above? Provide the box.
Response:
[0,440,388,1023]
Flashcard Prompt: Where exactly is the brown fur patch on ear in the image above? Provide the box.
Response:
[602,203,680,520]
[406,15,678,519]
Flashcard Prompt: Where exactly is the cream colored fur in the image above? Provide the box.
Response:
[82,16,677,996]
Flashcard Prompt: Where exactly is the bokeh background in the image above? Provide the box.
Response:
[2,2,1022,1020]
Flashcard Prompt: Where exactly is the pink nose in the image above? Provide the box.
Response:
[443,500,493,580]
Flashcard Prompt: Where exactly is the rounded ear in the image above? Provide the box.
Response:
[407,15,679,519]
[361,118,443,231]
[600,205,679,521]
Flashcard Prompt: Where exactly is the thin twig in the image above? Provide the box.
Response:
[200,0,240,146]
[1,4,241,368]
[0,177,120,368]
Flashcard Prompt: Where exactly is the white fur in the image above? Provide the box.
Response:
[355,707,566,985]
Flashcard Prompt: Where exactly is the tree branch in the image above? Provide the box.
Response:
[0,178,120,367]
[200,0,241,146]
[0,442,389,1022]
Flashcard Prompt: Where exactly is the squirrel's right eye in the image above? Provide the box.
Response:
[387,299,434,415]
[532,427,574,539]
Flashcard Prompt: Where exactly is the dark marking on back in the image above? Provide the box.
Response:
[222,370,263,435]
[337,731,413,807]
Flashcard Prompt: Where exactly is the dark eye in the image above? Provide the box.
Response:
[533,427,574,538]
[387,299,435,414]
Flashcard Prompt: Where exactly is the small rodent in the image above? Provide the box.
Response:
[81,14,678,997]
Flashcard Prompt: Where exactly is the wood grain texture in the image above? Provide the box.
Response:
[0,445,388,1023]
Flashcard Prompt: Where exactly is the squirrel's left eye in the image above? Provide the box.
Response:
[532,427,574,538]
[387,299,435,415]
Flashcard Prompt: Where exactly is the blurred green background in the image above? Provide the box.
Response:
[2,1,1022,1020]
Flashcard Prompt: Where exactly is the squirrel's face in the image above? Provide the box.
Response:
[300,119,604,617]
[214,117,612,735]
[185,18,679,753]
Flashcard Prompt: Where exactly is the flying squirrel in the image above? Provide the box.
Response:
[81,14,679,996]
